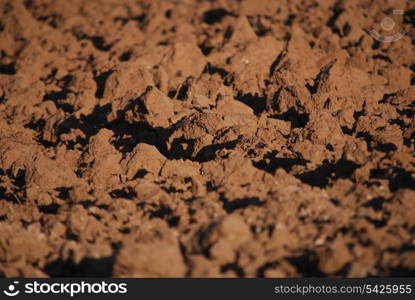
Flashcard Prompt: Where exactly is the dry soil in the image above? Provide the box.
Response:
[0,0,414,277]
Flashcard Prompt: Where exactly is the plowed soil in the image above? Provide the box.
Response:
[0,0,414,277]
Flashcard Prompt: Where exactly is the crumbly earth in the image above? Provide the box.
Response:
[0,0,414,277]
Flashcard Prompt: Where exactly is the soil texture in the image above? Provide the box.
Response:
[0,0,414,277]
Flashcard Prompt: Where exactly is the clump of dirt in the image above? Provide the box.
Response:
[0,0,414,277]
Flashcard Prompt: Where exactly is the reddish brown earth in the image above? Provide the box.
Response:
[0,0,414,277]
